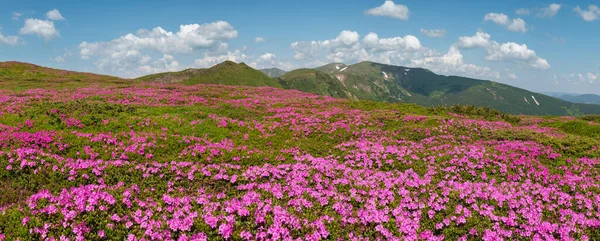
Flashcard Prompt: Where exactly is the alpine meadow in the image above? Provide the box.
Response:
[1,1,600,240]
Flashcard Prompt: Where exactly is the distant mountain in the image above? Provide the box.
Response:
[138,61,282,88]
[0,61,123,82]
[544,92,600,105]
[295,61,600,116]
[259,68,287,78]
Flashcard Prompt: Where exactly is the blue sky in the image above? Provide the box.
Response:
[0,0,599,94]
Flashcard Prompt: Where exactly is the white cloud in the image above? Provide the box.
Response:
[363,32,421,52]
[259,53,276,62]
[456,31,550,70]
[79,21,237,59]
[484,13,527,32]
[12,12,22,20]
[255,37,265,43]
[0,32,20,45]
[574,5,600,22]
[420,28,447,38]
[46,9,65,21]
[411,46,501,79]
[456,31,491,49]
[365,1,410,20]
[77,21,238,77]
[136,54,181,76]
[538,4,561,18]
[19,18,60,40]
[487,42,550,69]
[291,30,361,62]
[516,8,530,15]
[484,13,510,25]
[507,18,527,33]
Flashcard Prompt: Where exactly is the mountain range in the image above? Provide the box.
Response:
[544,92,600,105]
[2,60,600,116]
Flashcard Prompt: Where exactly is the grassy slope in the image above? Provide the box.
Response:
[0,61,128,90]
[138,61,282,88]
[277,69,352,99]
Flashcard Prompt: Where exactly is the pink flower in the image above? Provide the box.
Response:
[21,217,30,226]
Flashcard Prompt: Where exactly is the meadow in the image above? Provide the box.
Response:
[1,84,600,240]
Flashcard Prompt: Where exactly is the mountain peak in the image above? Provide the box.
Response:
[138,61,282,88]
[214,60,239,67]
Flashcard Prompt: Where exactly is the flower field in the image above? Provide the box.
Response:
[1,84,600,240]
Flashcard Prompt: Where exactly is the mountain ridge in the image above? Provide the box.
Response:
[259,68,287,78]
[544,92,600,105]
[2,60,600,116]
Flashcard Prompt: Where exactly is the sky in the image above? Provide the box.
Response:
[0,0,599,94]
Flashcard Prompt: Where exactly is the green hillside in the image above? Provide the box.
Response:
[277,69,352,99]
[0,61,127,90]
[259,68,287,78]
[304,61,600,116]
[138,61,282,88]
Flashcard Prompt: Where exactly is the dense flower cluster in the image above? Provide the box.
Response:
[0,84,599,240]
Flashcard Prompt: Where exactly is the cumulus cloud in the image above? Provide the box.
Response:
[456,31,550,70]
[516,8,530,15]
[291,30,361,62]
[0,32,20,45]
[363,32,421,52]
[574,5,600,21]
[487,42,550,69]
[456,31,491,49]
[365,1,410,20]
[507,18,527,33]
[484,13,527,32]
[412,46,501,79]
[46,9,65,21]
[77,21,239,77]
[136,54,181,75]
[255,37,265,43]
[538,4,561,18]
[19,18,60,40]
[259,53,276,62]
[420,28,447,38]
[79,21,237,59]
